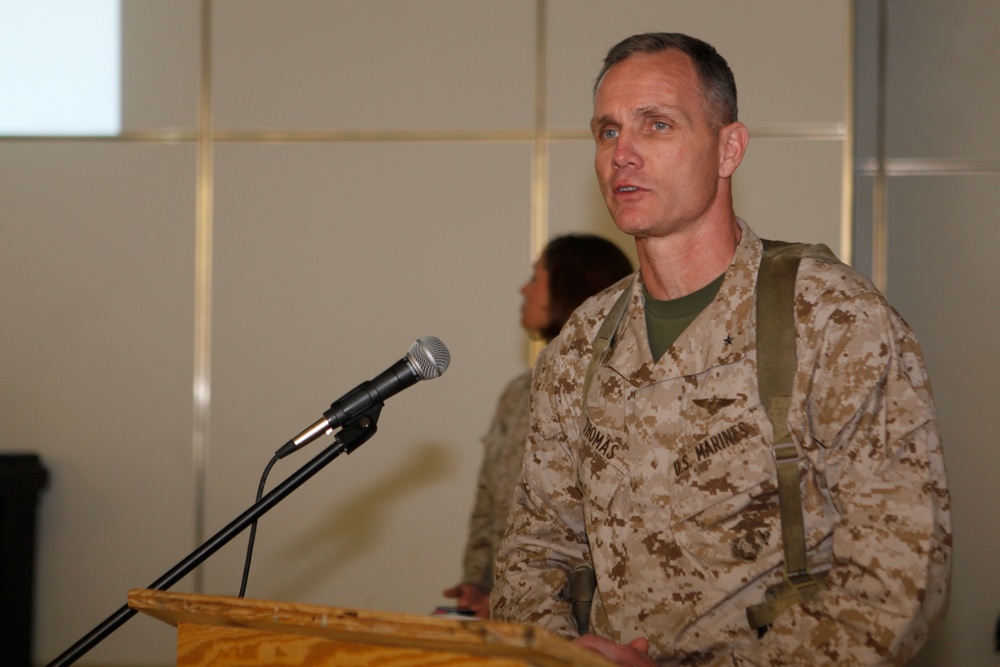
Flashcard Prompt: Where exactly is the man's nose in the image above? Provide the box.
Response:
[611,131,641,170]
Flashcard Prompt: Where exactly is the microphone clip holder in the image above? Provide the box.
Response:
[337,403,382,456]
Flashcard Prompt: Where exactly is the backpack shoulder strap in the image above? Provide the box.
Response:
[755,239,837,435]
[746,239,838,632]
[582,277,635,410]
[572,278,634,633]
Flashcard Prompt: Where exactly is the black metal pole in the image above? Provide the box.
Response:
[46,413,379,667]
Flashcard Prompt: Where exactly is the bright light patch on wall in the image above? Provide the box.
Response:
[0,0,121,136]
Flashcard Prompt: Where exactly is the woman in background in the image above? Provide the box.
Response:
[442,234,633,618]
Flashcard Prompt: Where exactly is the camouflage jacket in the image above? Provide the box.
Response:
[461,369,532,592]
[491,222,951,666]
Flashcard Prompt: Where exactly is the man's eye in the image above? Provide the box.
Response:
[600,128,619,140]
[652,121,669,131]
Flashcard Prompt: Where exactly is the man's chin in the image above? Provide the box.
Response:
[610,208,655,234]
[611,219,652,238]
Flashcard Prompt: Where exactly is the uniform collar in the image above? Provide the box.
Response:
[606,220,763,387]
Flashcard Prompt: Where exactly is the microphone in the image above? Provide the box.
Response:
[276,336,450,459]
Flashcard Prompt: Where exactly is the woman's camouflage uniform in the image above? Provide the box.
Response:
[492,222,951,666]
[460,370,532,593]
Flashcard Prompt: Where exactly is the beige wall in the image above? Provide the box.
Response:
[3,1,859,664]
[854,2,1000,665]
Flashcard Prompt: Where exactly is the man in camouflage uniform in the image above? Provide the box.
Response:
[491,33,951,666]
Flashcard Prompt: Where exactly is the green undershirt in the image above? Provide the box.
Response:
[644,272,726,362]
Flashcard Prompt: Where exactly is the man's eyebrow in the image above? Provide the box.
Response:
[590,114,615,133]
[635,104,684,120]
[590,105,687,133]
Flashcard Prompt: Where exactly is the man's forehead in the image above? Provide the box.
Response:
[592,53,701,120]
[595,51,698,98]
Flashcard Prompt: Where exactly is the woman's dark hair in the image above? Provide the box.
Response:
[538,234,633,341]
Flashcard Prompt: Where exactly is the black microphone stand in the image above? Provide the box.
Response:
[46,405,383,667]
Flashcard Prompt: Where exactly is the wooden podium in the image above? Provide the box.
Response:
[128,589,615,667]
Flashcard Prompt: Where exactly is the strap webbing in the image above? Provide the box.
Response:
[573,278,632,634]
[582,277,634,409]
[746,240,836,631]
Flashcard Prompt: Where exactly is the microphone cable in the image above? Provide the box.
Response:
[236,337,449,597]
[238,454,279,598]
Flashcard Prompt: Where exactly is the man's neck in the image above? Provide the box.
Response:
[635,216,741,300]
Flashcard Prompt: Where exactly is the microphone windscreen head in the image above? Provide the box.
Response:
[409,336,451,379]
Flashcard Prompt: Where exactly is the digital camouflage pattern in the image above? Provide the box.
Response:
[491,221,951,666]
[461,370,532,592]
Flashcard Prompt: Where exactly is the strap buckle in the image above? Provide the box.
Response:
[772,441,800,465]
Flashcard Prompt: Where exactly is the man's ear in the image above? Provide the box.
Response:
[718,121,749,178]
